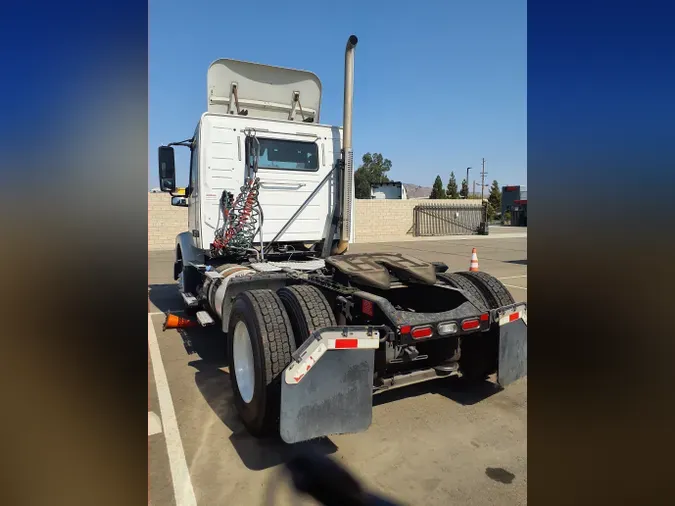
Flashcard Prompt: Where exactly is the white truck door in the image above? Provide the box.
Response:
[255,135,333,243]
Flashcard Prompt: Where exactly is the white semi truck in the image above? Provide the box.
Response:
[157,35,527,444]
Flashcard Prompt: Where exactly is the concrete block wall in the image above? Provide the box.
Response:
[354,199,483,243]
[148,193,188,251]
[148,193,483,249]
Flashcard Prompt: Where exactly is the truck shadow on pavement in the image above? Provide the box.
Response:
[148,283,188,314]
[187,354,338,471]
[189,357,339,471]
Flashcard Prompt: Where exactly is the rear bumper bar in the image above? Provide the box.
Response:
[284,326,381,385]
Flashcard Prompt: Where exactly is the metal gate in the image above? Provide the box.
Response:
[413,203,488,236]
[511,203,527,227]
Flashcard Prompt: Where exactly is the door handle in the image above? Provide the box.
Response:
[259,181,307,189]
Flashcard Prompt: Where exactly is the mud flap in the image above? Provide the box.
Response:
[280,327,379,444]
[495,304,528,387]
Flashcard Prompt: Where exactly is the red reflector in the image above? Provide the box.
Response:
[400,325,411,334]
[509,312,520,322]
[411,326,433,339]
[480,313,489,321]
[334,338,358,349]
[362,299,374,317]
[462,319,480,331]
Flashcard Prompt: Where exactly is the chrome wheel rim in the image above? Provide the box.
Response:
[233,321,255,404]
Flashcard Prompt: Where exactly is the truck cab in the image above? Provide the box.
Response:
[158,56,354,271]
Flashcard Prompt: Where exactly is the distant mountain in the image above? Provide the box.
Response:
[403,183,432,199]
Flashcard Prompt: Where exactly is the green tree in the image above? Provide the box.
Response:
[354,152,392,199]
[487,180,501,219]
[460,179,469,198]
[446,171,459,199]
[430,175,446,199]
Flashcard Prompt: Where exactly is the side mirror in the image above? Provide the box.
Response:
[171,196,188,207]
[158,146,176,192]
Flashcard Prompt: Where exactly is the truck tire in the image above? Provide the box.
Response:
[277,285,336,346]
[227,289,296,437]
[438,272,491,312]
[454,271,515,309]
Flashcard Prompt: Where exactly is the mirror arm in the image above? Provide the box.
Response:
[167,138,194,148]
[169,189,192,198]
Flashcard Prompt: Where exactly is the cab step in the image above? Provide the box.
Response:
[181,292,199,307]
[196,311,215,327]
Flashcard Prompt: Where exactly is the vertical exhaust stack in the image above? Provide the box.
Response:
[336,35,358,253]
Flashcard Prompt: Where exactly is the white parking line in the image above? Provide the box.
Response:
[503,283,527,291]
[148,315,197,506]
[499,275,527,280]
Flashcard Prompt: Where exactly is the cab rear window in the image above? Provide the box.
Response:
[256,138,319,171]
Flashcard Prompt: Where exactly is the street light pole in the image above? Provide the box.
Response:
[466,167,471,198]
[480,158,487,201]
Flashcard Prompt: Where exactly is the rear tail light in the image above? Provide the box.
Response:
[361,299,374,317]
[437,322,458,335]
[411,326,433,339]
[399,325,411,334]
[480,313,489,321]
[461,319,480,331]
[509,312,520,322]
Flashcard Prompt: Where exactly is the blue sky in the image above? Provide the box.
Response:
[149,0,526,190]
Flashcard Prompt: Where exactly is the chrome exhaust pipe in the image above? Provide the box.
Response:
[343,35,358,156]
[340,34,358,245]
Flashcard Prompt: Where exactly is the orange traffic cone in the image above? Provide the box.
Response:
[163,313,197,331]
[469,248,479,272]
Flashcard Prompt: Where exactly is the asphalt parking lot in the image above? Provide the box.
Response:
[148,231,527,506]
